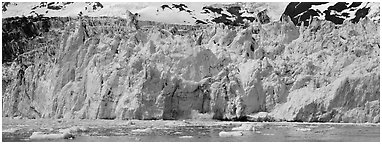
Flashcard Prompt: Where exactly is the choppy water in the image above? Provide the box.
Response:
[3,122,380,142]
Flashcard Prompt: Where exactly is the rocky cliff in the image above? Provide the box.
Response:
[2,12,380,123]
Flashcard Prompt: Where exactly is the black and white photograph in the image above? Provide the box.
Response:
[1,1,380,142]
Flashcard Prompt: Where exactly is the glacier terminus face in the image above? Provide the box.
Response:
[1,2,380,142]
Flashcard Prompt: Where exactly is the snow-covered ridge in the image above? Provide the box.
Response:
[2,2,288,26]
[2,2,379,26]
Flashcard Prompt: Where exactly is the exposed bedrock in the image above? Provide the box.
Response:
[2,15,379,123]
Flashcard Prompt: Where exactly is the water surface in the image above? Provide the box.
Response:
[2,118,379,142]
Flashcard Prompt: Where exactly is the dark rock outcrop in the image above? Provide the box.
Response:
[282,2,377,26]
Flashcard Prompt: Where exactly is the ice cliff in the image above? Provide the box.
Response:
[2,8,380,123]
